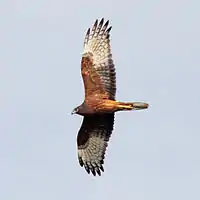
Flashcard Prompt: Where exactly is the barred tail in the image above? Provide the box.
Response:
[117,102,149,111]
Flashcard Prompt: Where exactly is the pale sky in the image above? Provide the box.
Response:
[1,0,200,199]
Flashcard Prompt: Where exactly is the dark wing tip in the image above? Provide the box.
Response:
[104,20,109,28]
[100,165,104,172]
[85,164,104,176]
[91,168,96,176]
[85,165,90,174]
[107,26,112,33]
[86,28,90,36]
[94,19,98,27]
[78,153,106,177]
[78,157,84,167]
[79,158,104,176]
[96,168,101,176]
[99,18,104,26]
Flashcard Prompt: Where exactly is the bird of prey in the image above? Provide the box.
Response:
[72,18,149,176]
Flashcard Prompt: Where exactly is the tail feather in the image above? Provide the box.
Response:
[117,102,149,111]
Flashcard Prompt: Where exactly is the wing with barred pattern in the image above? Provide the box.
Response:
[77,113,114,176]
[81,18,116,100]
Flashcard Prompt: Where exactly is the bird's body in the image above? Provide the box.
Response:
[72,18,149,176]
[76,99,148,116]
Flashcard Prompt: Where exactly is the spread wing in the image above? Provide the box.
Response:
[81,18,116,100]
[77,113,114,176]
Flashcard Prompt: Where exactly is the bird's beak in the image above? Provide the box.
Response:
[71,110,76,115]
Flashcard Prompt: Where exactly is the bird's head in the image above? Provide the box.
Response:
[71,103,93,116]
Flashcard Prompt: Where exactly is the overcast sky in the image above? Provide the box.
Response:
[1,0,200,199]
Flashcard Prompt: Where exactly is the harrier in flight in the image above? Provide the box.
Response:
[72,18,149,176]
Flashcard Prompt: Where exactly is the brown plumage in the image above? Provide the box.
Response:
[72,18,149,176]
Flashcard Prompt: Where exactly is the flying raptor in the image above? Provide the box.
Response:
[72,18,149,176]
